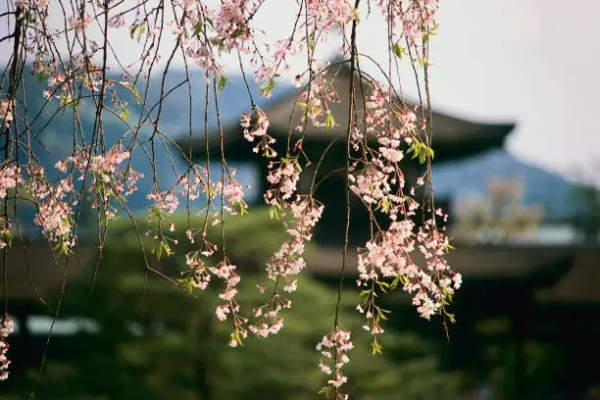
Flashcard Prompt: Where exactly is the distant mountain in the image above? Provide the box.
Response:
[2,68,265,214]
[432,149,575,220]
[4,67,575,222]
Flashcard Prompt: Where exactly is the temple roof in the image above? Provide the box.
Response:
[179,69,515,163]
[6,239,600,306]
[535,250,600,304]
[305,242,575,281]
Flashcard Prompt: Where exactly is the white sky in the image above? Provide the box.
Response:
[429,0,600,182]
[2,0,599,181]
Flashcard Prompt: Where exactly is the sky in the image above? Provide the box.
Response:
[2,0,599,182]
[429,0,600,182]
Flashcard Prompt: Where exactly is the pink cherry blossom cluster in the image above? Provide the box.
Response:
[349,82,461,336]
[265,159,302,204]
[257,160,314,296]
[1,147,139,253]
[177,167,248,218]
[307,0,355,29]
[147,191,180,215]
[178,169,211,202]
[182,240,248,346]
[2,0,458,393]
[0,99,15,128]
[0,316,14,381]
[216,170,250,215]
[183,240,218,290]
[249,291,288,339]
[255,40,305,85]
[26,167,76,252]
[375,0,439,47]
[412,218,462,319]
[57,145,141,213]
[214,1,251,48]
[0,165,20,200]
[239,92,328,340]
[297,74,340,130]
[317,328,353,397]
[14,0,49,9]
[175,168,251,344]
[210,261,249,347]
[68,14,93,34]
[244,198,323,339]
[266,197,323,284]
[168,0,267,78]
[240,108,276,157]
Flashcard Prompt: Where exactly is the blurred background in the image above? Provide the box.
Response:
[2,1,600,399]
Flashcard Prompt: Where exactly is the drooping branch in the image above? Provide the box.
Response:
[0,1,459,395]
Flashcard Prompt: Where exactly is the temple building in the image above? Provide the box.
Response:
[178,68,600,399]
[180,68,514,245]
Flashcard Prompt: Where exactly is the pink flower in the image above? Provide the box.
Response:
[0,316,14,381]
[0,165,20,199]
[379,147,404,162]
[216,305,230,321]
[219,288,238,301]
[147,191,179,214]
[317,328,353,392]
[68,14,93,33]
[0,99,14,127]
[222,182,245,205]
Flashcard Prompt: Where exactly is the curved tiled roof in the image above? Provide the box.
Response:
[179,68,515,162]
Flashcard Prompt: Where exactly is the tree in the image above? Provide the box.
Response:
[4,210,462,400]
[570,183,600,244]
[453,177,544,243]
[0,1,460,397]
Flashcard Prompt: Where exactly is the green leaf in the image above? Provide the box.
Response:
[120,107,129,121]
[156,242,163,261]
[324,112,336,130]
[136,25,146,42]
[1,230,13,248]
[193,20,203,36]
[133,86,141,104]
[177,278,195,295]
[371,338,383,355]
[408,141,434,164]
[353,8,360,23]
[232,329,244,347]
[129,24,137,40]
[211,38,224,47]
[394,43,406,59]
[318,387,331,398]
[218,75,227,91]
[269,206,279,220]
[258,78,277,98]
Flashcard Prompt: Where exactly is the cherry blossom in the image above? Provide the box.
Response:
[0,0,459,393]
[317,328,353,396]
[0,316,14,381]
[147,191,180,215]
[0,99,14,128]
[0,165,20,199]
